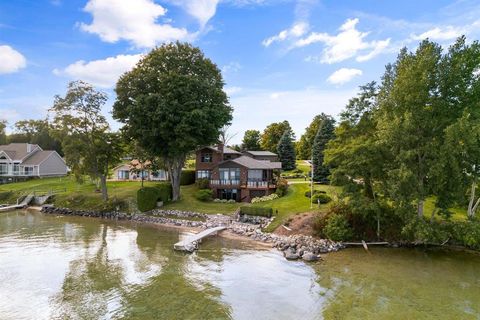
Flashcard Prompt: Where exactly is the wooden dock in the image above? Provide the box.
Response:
[174,226,226,252]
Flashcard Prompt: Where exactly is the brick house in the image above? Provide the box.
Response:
[195,144,282,202]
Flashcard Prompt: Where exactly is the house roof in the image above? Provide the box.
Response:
[0,143,41,161]
[244,150,278,156]
[204,145,242,154]
[223,155,282,169]
[22,150,55,165]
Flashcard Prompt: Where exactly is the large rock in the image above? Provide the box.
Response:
[284,249,299,260]
[302,252,319,262]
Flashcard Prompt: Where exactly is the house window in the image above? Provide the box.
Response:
[118,170,129,179]
[197,170,210,179]
[0,164,7,174]
[0,156,6,160]
[201,153,212,163]
[24,167,34,175]
[152,170,166,179]
[219,168,240,181]
[248,170,263,181]
[219,189,238,201]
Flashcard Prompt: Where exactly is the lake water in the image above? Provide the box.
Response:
[1,210,479,320]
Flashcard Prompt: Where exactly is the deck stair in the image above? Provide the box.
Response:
[0,194,34,212]
[174,226,226,252]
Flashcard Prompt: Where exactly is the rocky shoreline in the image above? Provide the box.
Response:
[40,206,344,261]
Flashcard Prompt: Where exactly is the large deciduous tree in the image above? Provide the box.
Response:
[0,120,7,145]
[13,119,63,155]
[242,129,261,151]
[277,129,296,170]
[260,120,294,153]
[113,42,232,201]
[50,81,123,201]
[312,115,335,182]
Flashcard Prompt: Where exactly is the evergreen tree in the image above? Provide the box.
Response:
[297,114,329,160]
[312,116,335,182]
[277,129,296,170]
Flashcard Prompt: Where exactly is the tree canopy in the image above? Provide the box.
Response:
[242,129,261,151]
[113,42,232,200]
[260,120,294,153]
[277,129,296,170]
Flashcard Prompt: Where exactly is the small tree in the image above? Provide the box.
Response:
[277,129,296,170]
[50,81,123,201]
[312,116,335,182]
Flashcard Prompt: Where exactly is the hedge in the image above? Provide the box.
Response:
[137,187,160,212]
[154,182,172,202]
[240,206,273,218]
[180,170,196,185]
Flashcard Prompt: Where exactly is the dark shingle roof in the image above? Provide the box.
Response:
[245,150,278,156]
[224,156,282,169]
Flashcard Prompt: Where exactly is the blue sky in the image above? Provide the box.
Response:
[1,0,479,143]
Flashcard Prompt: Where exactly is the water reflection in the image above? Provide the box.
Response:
[1,211,480,320]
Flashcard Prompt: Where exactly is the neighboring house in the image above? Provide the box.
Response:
[195,144,282,202]
[0,143,67,183]
[112,160,169,181]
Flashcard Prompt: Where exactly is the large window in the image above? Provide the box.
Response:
[220,189,238,201]
[197,170,210,179]
[201,153,212,163]
[0,164,8,174]
[219,168,240,181]
[248,170,263,181]
[24,167,34,175]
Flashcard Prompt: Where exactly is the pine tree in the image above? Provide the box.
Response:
[277,129,296,170]
[312,116,335,182]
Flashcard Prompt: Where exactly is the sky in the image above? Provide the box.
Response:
[1,0,480,144]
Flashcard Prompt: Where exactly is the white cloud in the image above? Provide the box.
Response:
[327,68,362,85]
[222,62,242,75]
[53,54,142,88]
[0,45,26,74]
[170,0,220,27]
[262,22,308,47]
[224,86,242,96]
[80,0,191,48]
[411,26,464,41]
[294,18,390,64]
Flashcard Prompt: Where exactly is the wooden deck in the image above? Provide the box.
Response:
[174,226,226,252]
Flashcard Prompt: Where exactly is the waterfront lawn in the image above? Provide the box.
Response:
[162,184,242,214]
[252,183,341,232]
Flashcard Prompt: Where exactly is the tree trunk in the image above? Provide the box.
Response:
[100,174,108,201]
[168,156,185,201]
[417,200,424,218]
[468,181,476,218]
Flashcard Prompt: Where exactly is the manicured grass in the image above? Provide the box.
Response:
[252,183,341,232]
[162,184,242,214]
[0,176,158,211]
[424,197,468,221]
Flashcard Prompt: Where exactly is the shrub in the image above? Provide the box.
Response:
[323,214,353,241]
[240,206,273,217]
[154,182,172,202]
[0,191,13,202]
[275,178,289,197]
[304,190,327,198]
[180,170,196,185]
[195,189,213,202]
[251,193,279,203]
[137,187,160,212]
[312,193,332,204]
[195,178,210,189]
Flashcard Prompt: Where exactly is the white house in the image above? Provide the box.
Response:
[112,160,169,182]
[0,143,67,183]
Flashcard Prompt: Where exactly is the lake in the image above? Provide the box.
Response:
[1,210,479,319]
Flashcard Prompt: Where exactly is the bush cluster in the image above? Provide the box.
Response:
[180,170,196,185]
[304,190,326,198]
[312,193,332,204]
[195,189,213,201]
[195,178,210,189]
[154,182,172,202]
[323,213,353,241]
[240,206,273,217]
[251,193,279,203]
[137,187,161,212]
[275,178,289,197]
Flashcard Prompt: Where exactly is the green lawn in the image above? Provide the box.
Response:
[424,197,468,221]
[163,184,242,214]
[252,183,341,231]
